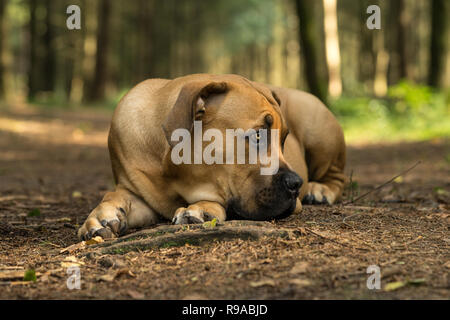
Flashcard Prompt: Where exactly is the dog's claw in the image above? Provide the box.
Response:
[302,193,330,205]
[172,208,215,225]
[93,227,115,239]
[78,207,128,240]
[302,194,314,205]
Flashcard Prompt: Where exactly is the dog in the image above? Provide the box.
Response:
[78,74,346,240]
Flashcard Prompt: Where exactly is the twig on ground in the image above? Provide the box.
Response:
[343,161,421,205]
[82,221,303,256]
[303,227,371,251]
[342,212,365,228]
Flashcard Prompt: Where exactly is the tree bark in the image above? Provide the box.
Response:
[323,0,342,97]
[89,0,111,101]
[388,0,409,84]
[295,0,328,104]
[0,0,5,98]
[42,0,55,92]
[28,0,38,100]
[428,0,448,88]
[373,30,389,97]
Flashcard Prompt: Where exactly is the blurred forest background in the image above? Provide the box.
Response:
[0,0,448,143]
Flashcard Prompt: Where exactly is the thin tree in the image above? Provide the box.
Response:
[28,0,39,100]
[294,0,328,104]
[323,0,342,97]
[428,0,448,88]
[43,0,55,92]
[0,0,6,98]
[89,0,111,102]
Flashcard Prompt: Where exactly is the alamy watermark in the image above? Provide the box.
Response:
[170,121,280,175]
[367,5,381,30]
[66,266,81,290]
[66,5,81,30]
[366,265,381,290]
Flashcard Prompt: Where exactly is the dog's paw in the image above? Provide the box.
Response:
[78,206,128,240]
[172,206,216,225]
[302,182,336,205]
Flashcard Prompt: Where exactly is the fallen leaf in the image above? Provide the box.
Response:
[97,272,116,282]
[444,261,450,269]
[115,268,136,278]
[127,289,145,299]
[85,236,104,245]
[394,176,403,183]
[288,278,312,287]
[72,191,82,198]
[97,268,135,282]
[60,241,86,254]
[384,281,407,292]
[61,256,85,268]
[250,279,276,287]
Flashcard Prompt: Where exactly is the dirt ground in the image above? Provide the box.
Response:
[0,105,449,299]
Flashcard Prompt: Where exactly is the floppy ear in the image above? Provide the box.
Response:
[162,81,228,147]
[271,90,281,106]
[247,80,281,107]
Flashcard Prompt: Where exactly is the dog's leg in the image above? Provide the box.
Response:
[302,142,346,205]
[283,127,346,205]
[302,164,346,205]
[77,187,159,240]
[172,201,226,225]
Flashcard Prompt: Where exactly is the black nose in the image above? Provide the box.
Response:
[283,171,302,195]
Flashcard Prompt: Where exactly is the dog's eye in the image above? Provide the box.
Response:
[249,130,267,146]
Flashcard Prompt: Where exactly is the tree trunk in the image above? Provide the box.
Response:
[42,0,55,92]
[388,0,409,84]
[373,30,390,97]
[428,0,448,88]
[322,0,342,97]
[295,0,328,104]
[358,0,375,87]
[89,0,111,102]
[0,0,5,98]
[397,0,408,80]
[137,0,153,82]
[28,0,38,100]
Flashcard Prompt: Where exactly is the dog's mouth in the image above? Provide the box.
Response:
[226,197,296,221]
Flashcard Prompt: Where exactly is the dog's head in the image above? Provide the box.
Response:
[162,75,302,220]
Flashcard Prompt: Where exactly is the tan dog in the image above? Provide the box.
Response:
[78,74,346,240]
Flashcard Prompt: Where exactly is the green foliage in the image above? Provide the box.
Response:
[28,208,41,217]
[331,82,450,143]
[203,218,217,229]
[210,0,278,53]
[23,269,37,282]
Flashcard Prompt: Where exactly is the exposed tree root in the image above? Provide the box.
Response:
[85,221,303,256]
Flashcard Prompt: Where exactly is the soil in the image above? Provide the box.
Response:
[0,105,449,299]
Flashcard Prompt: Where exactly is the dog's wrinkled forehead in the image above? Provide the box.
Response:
[162,75,287,147]
[227,75,281,109]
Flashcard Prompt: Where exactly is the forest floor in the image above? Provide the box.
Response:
[0,105,449,299]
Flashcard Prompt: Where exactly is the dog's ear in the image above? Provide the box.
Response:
[162,81,228,147]
[247,80,281,107]
[271,90,281,106]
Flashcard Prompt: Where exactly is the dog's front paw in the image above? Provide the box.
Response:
[302,182,336,205]
[172,206,216,225]
[78,206,128,240]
